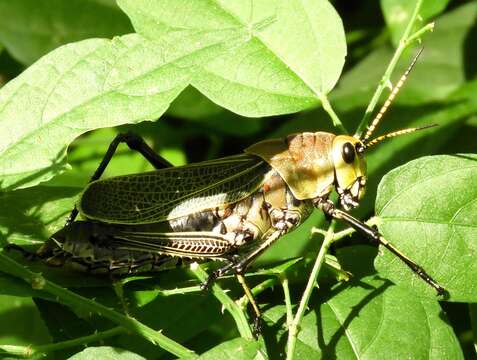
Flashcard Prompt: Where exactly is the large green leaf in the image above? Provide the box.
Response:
[167,86,225,121]
[118,0,346,116]
[0,0,132,65]
[265,275,463,359]
[375,155,477,302]
[0,0,347,191]
[0,295,51,352]
[0,185,78,246]
[0,29,244,191]
[196,337,260,359]
[68,346,146,360]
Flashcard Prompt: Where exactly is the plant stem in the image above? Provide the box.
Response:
[331,227,356,242]
[237,278,276,308]
[0,326,125,358]
[320,94,347,134]
[159,285,202,296]
[286,221,336,360]
[281,275,293,328]
[406,22,434,44]
[354,0,432,137]
[0,252,196,358]
[190,264,254,340]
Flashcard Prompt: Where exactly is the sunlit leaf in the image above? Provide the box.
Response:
[68,346,146,360]
[265,275,463,358]
[119,0,346,116]
[375,155,477,301]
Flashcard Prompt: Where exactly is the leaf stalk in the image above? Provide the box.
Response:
[286,221,336,360]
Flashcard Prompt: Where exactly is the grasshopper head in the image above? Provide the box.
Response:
[331,135,367,210]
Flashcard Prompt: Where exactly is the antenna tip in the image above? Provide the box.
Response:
[417,123,438,131]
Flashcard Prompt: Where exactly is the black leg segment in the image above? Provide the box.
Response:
[66,132,172,225]
[316,198,446,296]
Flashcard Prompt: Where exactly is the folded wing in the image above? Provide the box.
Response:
[78,154,269,224]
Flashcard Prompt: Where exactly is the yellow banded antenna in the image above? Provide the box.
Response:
[361,48,424,143]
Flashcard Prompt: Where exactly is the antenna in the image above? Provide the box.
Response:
[361,48,423,143]
[365,124,437,148]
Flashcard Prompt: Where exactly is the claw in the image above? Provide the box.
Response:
[252,316,263,338]
[200,272,218,291]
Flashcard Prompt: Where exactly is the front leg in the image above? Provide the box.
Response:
[199,254,238,291]
[314,197,446,296]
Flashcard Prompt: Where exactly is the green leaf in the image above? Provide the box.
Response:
[0,0,133,65]
[167,86,265,136]
[265,275,463,359]
[0,29,244,191]
[167,86,225,121]
[0,295,51,350]
[113,288,228,359]
[0,1,347,191]
[380,0,451,46]
[118,0,346,116]
[68,346,146,360]
[375,155,477,301]
[196,337,260,359]
[33,298,101,356]
[0,185,78,246]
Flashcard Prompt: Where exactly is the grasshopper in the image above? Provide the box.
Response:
[6,50,445,332]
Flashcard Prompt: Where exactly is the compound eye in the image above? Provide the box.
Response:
[342,142,356,164]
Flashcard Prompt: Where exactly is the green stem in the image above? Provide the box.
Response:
[281,275,293,328]
[355,0,431,137]
[320,94,347,134]
[159,285,202,296]
[406,22,434,44]
[0,253,195,358]
[286,221,336,360]
[332,227,356,242]
[237,278,276,308]
[190,264,254,340]
[0,327,125,358]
